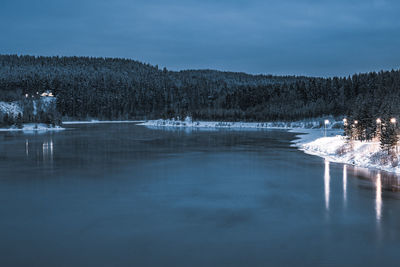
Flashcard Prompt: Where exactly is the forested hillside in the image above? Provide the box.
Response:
[1,55,400,122]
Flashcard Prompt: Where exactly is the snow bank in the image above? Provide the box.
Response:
[62,120,144,125]
[0,123,65,132]
[139,117,341,129]
[290,128,341,147]
[301,135,400,174]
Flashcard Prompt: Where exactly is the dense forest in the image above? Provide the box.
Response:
[1,55,400,123]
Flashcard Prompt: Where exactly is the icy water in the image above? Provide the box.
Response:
[1,123,400,267]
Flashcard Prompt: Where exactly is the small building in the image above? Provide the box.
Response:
[41,90,54,97]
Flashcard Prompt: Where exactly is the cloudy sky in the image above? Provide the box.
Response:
[1,0,399,76]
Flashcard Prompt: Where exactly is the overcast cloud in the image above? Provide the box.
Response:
[1,0,399,76]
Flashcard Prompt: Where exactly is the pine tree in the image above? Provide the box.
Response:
[380,120,398,153]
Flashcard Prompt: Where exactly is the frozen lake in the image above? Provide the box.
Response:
[0,123,399,266]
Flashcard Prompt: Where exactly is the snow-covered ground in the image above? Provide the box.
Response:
[138,117,342,129]
[0,123,64,132]
[62,120,144,125]
[299,133,400,174]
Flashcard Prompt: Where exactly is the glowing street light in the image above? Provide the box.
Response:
[376,118,381,124]
[354,120,358,125]
[324,119,330,125]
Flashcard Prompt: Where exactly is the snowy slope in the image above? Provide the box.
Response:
[0,101,22,117]
[0,97,56,117]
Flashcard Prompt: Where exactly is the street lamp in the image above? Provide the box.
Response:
[343,118,347,125]
[376,118,381,124]
[354,120,358,125]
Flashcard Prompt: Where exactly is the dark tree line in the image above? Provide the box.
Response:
[1,55,400,123]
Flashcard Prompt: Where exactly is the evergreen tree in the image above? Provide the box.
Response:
[380,119,399,153]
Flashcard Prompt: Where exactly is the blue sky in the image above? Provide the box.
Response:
[1,0,399,77]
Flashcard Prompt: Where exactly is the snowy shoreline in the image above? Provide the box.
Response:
[62,120,144,125]
[138,117,342,129]
[297,132,400,174]
[0,123,65,132]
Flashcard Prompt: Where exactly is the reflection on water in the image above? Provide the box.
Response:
[3,125,400,266]
[376,173,382,222]
[25,139,29,157]
[345,165,400,223]
[350,166,400,192]
[22,135,54,168]
[343,165,347,206]
[324,159,330,211]
[324,160,400,222]
[42,139,54,165]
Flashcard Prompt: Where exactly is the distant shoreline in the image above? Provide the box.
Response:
[138,118,342,130]
[62,120,144,125]
[0,123,65,132]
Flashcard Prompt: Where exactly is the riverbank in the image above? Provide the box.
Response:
[299,133,400,174]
